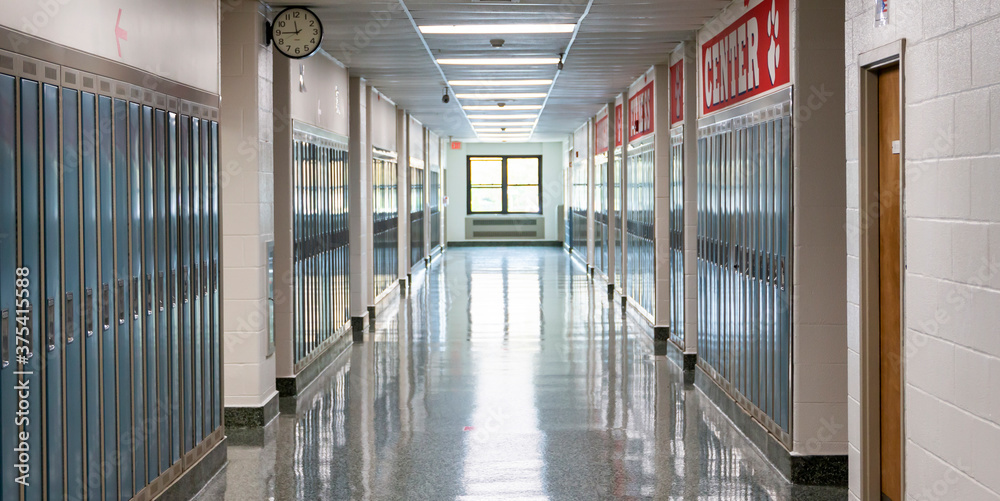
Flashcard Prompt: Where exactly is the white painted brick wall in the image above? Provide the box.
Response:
[847,3,1000,499]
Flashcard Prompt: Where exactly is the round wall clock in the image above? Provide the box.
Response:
[269,7,324,59]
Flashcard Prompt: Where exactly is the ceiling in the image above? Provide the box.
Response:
[268,0,731,142]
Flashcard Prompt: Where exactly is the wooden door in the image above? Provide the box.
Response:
[878,64,902,501]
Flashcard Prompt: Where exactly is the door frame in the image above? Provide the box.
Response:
[858,39,906,501]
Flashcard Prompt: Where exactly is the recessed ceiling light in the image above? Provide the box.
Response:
[449,80,553,87]
[467,114,538,120]
[420,24,575,35]
[437,58,560,66]
[470,122,536,127]
[456,93,547,100]
[463,105,542,111]
[475,128,533,133]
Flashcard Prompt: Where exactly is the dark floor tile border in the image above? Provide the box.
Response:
[693,368,848,486]
[658,337,698,372]
[275,329,354,397]
[223,390,279,428]
[448,240,563,247]
[224,416,278,448]
[653,326,670,341]
[157,437,227,501]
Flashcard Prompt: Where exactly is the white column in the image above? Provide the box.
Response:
[683,42,699,355]
[349,77,371,323]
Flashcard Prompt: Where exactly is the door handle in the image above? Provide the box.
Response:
[146,274,153,315]
[64,292,74,344]
[102,283,111,331]
[1,309,8,368]
[117,279,125,325]
[85,288,94,337]
[46,298,55,352]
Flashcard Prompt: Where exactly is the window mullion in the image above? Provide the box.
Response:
[502,156,508,214]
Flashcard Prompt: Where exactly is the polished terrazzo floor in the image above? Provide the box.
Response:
[196,247,847,500]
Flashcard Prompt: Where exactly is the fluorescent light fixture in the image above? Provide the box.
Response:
[467,114,538,120]
[420,24,575,34]
[449,79,553,87]
[437,58,560,66]
[456,93,547,100]
[470,122,536,127]
[475,128,533,133]
[463,105,542,111]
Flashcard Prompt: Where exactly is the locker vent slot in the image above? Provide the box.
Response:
[131,87,141,100]
[0,54,12,71]
[100,80,111,93]
[22,60,37,76]
[82,75,95,90]
[45,66,57,80]
[64,71,77,85]
[116,83,128,97]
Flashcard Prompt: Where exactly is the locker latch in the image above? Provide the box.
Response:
[146,274,153,315]
[157,273,165,312]
[117,280,125,325]
[202,262,209,295]
[102,284,111,331]
[182,266,189,304]
[85,288,94,337]
[780,258,786,291]
[132,277,140,320]
[1,309,8,368]
[64,292,74,344]
[170,269,177,306]
[46,298,55,352]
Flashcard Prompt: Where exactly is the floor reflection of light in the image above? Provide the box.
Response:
[459,258,548,501]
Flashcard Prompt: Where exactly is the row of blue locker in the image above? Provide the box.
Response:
[0,55,222,500]
[373,150,399,298]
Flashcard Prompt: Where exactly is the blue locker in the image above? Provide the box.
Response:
[97,93,118,501]
[128,101,147,489]
[179,115,193,453]
[167,112,181,464]
[142,104,159,481]
[41,82,64,500]
[80,90,103,499]
[19,77,44,501]
[199,120,211,436]
[0,71,16,501]
[0,71,12,497]
[113,97,133,499]
[210,121,220,431]
[62,85,85,500]
[154,109,171,471]
[190,117,203,445]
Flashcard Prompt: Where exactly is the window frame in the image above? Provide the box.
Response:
[466,155,543,215]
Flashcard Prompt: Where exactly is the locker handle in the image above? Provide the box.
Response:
[170,269,177,306]
[1,309,8,368]
[146,274,153,315]
[65,293,75,344]
[85,288,94,337]
[102,283,111,331]
[132,277,140,320]
[182,266,189,304]
[46,298,55,352]
[213,260,219,292]
[157,272,165,312]
[780,258,786,291]
[202,262,208,295]
[117,280,125,325]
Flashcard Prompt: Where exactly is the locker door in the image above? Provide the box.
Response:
[154,109,170,468]
[96,93,118,501]
[178,115,192,453]
[62,85,85,500]
[80,89,102,500]
[778,112,791,432]
[0,70,16,501]
[190,117,202,444]
[142,104,159,480]
[128,100,147,489]
[113,97,134,498]
[19,75,44,501]
[167,111,181,464]
[41,81,65,500]
[210,121,221,430]
[200,119,211,436]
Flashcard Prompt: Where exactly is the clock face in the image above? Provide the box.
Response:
[271,8,323,59]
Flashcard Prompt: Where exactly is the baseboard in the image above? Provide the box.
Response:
[275,328,354,397]
[448,240,562,247]
[693,367,848,486]
[653,325,670,342]
[224,390,279,428]
[154,436,227,501]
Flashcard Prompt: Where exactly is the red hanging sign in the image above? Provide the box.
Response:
[595,114,609,155]
[701,0,790,116]
[670,60,684,127]
[614,104,623,148]
[628,81,654,142]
